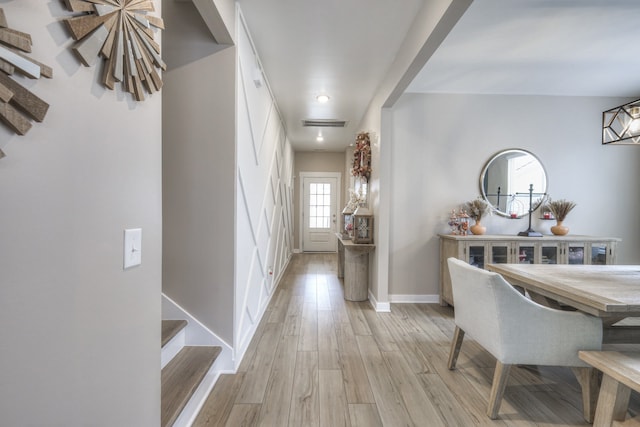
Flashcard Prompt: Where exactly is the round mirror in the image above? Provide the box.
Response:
[479,149,548,218]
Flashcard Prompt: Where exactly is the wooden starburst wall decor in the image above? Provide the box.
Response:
[0,8,52,157]
[62,0,166,102]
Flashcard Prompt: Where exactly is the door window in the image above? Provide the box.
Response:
[309,183,331,229]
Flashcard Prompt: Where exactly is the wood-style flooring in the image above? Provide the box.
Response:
[193,253,640,426]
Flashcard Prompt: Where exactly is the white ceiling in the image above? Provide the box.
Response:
[237,0,640,152]
[407,0,640,97]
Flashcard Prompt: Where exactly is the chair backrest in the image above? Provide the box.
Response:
[446,257,602,366]
[447,257,511,358]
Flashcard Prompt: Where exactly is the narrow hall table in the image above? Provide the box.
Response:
[336,234,375,301]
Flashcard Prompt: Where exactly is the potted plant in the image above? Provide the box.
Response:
[464,198,491,235]
[544,199,576,235]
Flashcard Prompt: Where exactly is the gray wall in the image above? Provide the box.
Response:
[389,92,640,298]
[162,0,236,344]
[0,3,162,425]
[357,0,472,305]
[293,151,347,250]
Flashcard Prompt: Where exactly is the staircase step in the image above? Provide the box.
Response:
[162,319,188,348]
[161,346,221,427]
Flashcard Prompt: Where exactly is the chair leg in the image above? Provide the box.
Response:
[487,361,512,419]
[448,326,465,370]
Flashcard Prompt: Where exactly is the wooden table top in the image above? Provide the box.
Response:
[486,264,640,318]
[336,233,375,248]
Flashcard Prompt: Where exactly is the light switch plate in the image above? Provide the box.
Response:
[124,228,142,269]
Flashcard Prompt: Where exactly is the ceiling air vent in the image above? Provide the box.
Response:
[301,119,348,128]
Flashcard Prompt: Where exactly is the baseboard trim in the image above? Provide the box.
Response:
[389,294,440,304]
[366,293,441,310]
[368,290,391,312]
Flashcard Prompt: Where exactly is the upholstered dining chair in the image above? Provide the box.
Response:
[446,257,603,420]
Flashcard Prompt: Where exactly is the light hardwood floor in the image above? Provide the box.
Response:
[193,253,640,426]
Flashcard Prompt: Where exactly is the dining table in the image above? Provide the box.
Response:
[486,263,640,341]
[486,263,640,421]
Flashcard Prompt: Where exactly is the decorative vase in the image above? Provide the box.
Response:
[550,220,569,236]
[470,221,486,235]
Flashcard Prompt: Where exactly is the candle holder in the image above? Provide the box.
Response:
[517,184,546,237]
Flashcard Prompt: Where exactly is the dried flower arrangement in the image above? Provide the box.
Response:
[352,132,372,181]
[448,209,470,235]
[464,198,491,222]
[544,199,576,221]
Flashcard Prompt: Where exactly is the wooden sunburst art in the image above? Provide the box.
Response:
[0,8,52,155]
[63,0,166,101]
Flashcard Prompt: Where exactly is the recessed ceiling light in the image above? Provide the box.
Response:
[316,134,324,142]
[316,94,330,103]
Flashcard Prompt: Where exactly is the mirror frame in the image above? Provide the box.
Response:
[479,149,548,218]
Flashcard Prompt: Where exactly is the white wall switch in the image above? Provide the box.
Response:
[123,228,142,269]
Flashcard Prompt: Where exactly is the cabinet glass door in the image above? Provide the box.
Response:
[489,244,510,264]
[516,244,535,264]
[567,244,586,264]
[591,244,609,265]
[467,245,485,269]
[540,245,559,264]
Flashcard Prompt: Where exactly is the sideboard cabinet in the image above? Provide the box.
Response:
[439,234,621,306]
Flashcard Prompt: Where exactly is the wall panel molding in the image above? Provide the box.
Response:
[234,6,293,365]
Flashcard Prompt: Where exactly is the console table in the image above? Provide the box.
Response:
[438,234,620,306]
[336,234,375,301]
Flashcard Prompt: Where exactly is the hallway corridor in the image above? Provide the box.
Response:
[191,253,630,426]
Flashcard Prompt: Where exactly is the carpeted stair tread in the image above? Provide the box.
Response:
[161,345,221,427]
[161,319,188,348]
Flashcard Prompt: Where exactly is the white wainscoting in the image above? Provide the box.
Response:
[234,7,294,366]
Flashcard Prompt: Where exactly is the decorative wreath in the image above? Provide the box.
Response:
[351,132,371,181]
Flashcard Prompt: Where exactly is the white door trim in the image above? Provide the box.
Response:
[299,172,342,252]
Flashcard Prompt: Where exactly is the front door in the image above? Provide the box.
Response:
[302,175,338,252]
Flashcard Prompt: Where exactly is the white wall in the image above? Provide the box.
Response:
[389,93,640,298]
[162,0,236,345]
[0,2,162,425]
[235,8,294,362]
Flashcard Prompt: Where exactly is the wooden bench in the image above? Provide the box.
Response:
[579,351,640,427]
